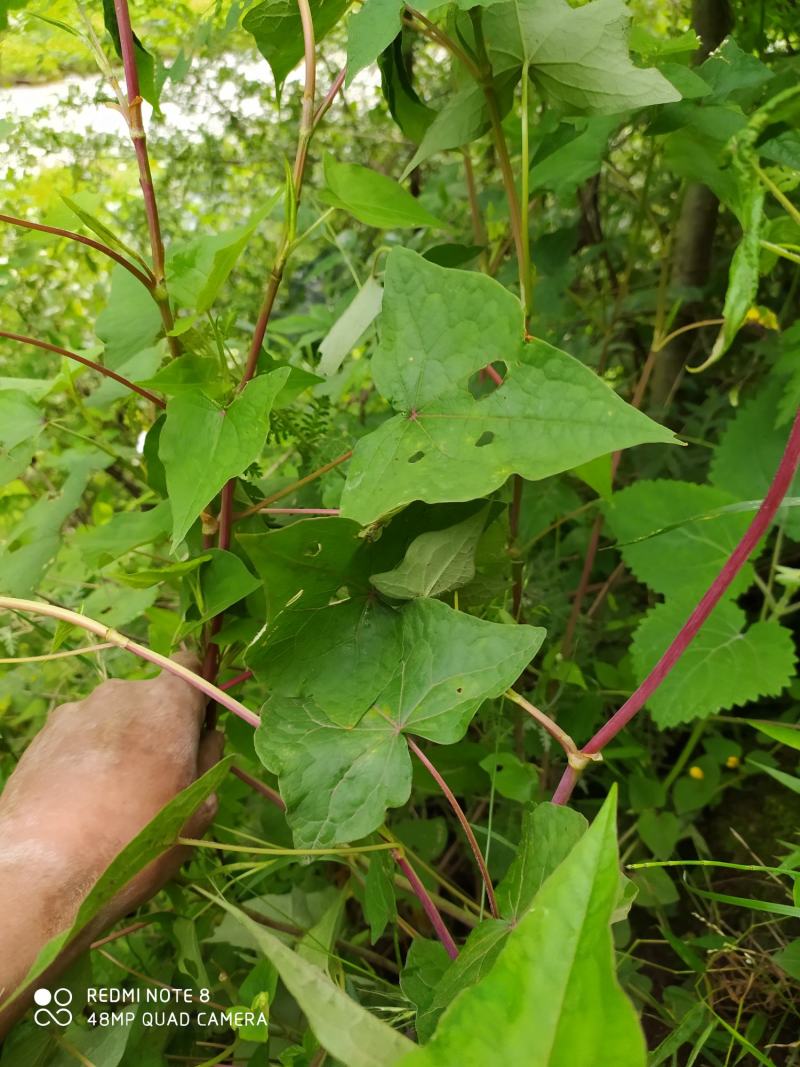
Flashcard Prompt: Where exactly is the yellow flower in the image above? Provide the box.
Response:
[725,755,740,769]
[688,765,704,780]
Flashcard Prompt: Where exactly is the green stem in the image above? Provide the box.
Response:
[662,720,706,792]
[520,64,532,326]
[470,9,527,309]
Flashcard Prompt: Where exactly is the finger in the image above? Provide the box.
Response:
[151,652,207,727]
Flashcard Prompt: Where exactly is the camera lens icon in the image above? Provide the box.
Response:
[33,987,73,1027]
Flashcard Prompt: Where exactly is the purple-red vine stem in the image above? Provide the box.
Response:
[406,736,499,918]
[394,852,459,959]
[0,213,154,289]
[552,404,800,805]
[112,0,178,357]
[0,330,164,408]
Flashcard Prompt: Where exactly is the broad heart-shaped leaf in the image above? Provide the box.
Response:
[256,598,545,847]
[199,892,414,1067]
[340,251,675,525]
[371,509,486,600]
[632,599,796,728]
[252,596,403,725]
[160,369,290,548]
[346,0,402,85]
[322,156,444,230]
[604,480,758,601]
[239,515,365,623]
[711,381,800,540]
[484,0,679,115]
[12,757,235,1008]
[399,788,646,1067]
[243,0,348,98]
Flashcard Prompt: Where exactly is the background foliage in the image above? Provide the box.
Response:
[1,0,800,1064]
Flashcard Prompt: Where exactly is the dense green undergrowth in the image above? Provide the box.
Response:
[1,0,800,1063]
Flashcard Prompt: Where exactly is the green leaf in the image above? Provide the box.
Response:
[102,0,160,109]
[484,0,679,114]
[14,757,235,1006]
[346,0,402,85]
[403,83,493,176]
[252,596,402,726]
[399,788,646,1067]
[378,39,436,143]
[160,369,290,548]
[340,250,675,525]
[298,889,347,972]
[243,0,348,98]
[710,381,800,540]
[166,199,278,314]
[0,390,42,451]
[747,758,800,795]
[702,173,764,369]
[73,502,172,567]
[197,549,261,620]
[773,939,800,981]
[371,510,486,600]
[0,449,109,596]
[323,156,444,230]
[631,599,796,728]
[256,598,545,846]
[318,278,383,376]
[478,750,536,802]
[745,720,800,751]
[400,939,451,1018]
[604,480,757,600]
[637,811,681,859]
[197,891,415,1067]
[531,116,620,198]
[239,516,365,623]
[364,850,396,942]
[96,264,162,369]
[415,920,510,1042]
[495,802,588,920]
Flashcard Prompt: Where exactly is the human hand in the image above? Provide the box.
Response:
[0,655,222,1036]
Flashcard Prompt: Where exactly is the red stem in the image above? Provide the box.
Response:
[394,852,458,959]
[406,736,498,918]
[553,404,800,805]
[0,330,164,407]
[313,67,346,128]
[231,765,286,811]
[220,669,253,690]
[112,0,178,358]
[0,213,154,289]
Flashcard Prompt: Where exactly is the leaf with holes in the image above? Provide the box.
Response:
[255,597,545,846]
[340,250,675,525]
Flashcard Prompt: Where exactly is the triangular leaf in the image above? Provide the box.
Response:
[160,370,290,548]
[340,250,675,525]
